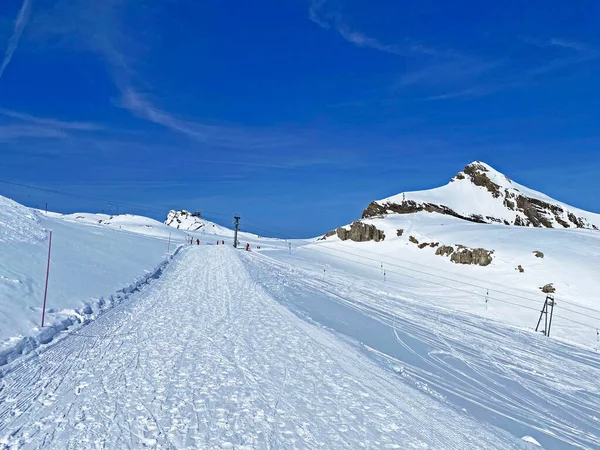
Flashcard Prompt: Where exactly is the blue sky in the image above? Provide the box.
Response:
[0,0,599,237]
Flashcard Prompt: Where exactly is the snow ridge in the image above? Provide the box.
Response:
[364,161,600,230]
[0,195,46,244]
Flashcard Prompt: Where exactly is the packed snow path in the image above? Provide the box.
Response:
[0,246,527,449]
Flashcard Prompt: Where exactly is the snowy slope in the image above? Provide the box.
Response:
[1,246,598,449]
[0,195,47,244]
[0,196,187,365]
[309,212,600,346]
[365,161,600,229]
[1,247,538,449]
[54,212,184,239]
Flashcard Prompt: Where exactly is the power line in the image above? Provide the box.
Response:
[2,179,598,331]
[241,219,600,317]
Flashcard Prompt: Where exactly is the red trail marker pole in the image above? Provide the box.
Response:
[41,230,53,327]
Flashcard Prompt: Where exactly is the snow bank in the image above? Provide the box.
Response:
[0,246,183,368]
[0,195,46,244]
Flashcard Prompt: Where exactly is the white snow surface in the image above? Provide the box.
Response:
[0,203,190,364]
[0,195,46,244]
[1,247,536,449]
[378,161,600,229]
[1,193,600,448]
[314,212,600,347]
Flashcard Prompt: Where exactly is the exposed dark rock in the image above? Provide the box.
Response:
[533,251,544,258]
[318,230,337,241]
[463,163,501,198]
[503,220,510,226]
[450,247,494,266]
[397,229,404,237]
[435,245,454,257]
[555,217,570,228]
[455,173,465,180]
[362,200,487,224]
[409,236,419,245]
[336,221,385,242]
[568,212,585,228]
[504,199,515,210]
[540,283,556,294]
[430,242,439,248]
[516,265,524,273]
[418,242,428,249]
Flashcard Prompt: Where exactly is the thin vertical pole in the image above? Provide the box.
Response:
[547,297,555,337]
[45,202,48,215]
[233,216,240,248]
[41,230,53,327]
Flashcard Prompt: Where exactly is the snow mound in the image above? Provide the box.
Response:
[0,194,46,244]
[364,161,600,230]
[165,210,234,236]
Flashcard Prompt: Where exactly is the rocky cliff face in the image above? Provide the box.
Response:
[362,162,600,230]
[320,221,385,243]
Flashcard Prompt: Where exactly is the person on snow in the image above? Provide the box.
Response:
[196,239,200,245]
[246,243,250,251]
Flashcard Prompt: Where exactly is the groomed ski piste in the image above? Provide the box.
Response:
[1,192,600,449]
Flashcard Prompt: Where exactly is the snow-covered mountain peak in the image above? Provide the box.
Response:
[452,161,513,188]
[164,210,234,236]
[363,161,600,230]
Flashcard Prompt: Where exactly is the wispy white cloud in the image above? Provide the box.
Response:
[0,108,102,131]
[310,0,443,58]
[0,124,67,142]
[0,108,103,143]
[548,38,596,55]
[0,0,31,79]
[119,87,305,150]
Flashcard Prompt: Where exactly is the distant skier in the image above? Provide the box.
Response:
[222,240,225,245]
[196,239,200,245]
[246,243,250,251]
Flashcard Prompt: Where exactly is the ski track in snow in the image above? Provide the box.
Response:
[241,251,600,450]
[0,246,529,449]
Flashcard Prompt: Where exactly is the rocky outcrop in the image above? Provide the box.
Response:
[450,247,494,266]
[540,283,556,294]
[435,246,454,257]
[165,210,204,230]
[362,200,487,224]
[516,265,524,273]
[336,221,385,243]
[533,251,544,258]
[434,244,493,266]
[319,230,337,241]
[463,162,501,198]
[409,236,419,244]
[397,229,404,237]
